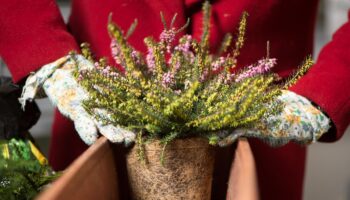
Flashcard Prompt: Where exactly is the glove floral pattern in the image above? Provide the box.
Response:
[20,54,135,146]
[218,90,330,147]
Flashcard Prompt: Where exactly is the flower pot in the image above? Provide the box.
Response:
[125,137,215,200]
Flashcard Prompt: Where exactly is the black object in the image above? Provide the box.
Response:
[0,77,40,139]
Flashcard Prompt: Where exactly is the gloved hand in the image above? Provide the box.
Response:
[217,90,331,147]
[0,77,40,139]
[19,54,135,145]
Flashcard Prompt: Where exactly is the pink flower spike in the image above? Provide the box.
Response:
[110,39,124,65]
[235,58,277,82]
[211,57,226,71]
[131,50,141,64]
[161,71,175,88]
[94,62,103,70]
[160,28,176,53]
[175,35,192,54]
[146,47,156,73]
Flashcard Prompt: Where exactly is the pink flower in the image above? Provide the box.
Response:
[146,47,156,73]
[200,69,209,82]
[110,39,124,65]
[200,57,226,82]
[223,73,236,84]
[235,58,277,82]
[174,35,194,64]
[174,35,192,54]
[160,28,176,53]
[211,57,226,71]
[94,62,102,70]
[131,50,141,65]
[161,71,175,88]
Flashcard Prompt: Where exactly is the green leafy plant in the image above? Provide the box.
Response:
[0,139,59,200]
[74,2,313,149]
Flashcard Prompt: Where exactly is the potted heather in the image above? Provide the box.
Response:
[74,2,312,199]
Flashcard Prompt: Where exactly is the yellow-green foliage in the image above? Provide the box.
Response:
[75,2,312,145]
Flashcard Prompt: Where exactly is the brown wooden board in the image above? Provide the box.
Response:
[36,137,120,200]
[226,139,259,200]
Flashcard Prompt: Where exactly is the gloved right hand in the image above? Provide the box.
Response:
[216,90,330,147]
[19,54,135,146]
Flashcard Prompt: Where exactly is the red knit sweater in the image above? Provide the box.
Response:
[1,0,349,199]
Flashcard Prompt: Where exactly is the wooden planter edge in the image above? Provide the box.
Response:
[36,137,120,200]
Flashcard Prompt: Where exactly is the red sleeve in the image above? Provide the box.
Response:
[290,10,350,142]
[0,0,79,83]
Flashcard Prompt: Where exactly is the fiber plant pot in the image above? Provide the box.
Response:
[125,137,216,200]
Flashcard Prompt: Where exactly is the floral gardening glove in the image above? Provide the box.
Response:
[19,54,135,146]
[218,90,331,147]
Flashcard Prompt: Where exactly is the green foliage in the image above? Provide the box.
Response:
[74,2,312,146]
[0,139,58,200]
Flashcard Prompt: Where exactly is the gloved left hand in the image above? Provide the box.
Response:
[19,54,135,146]
[0,77,40,139]
[217,90,331,147]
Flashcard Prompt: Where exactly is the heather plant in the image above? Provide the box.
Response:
[73,2,313,149]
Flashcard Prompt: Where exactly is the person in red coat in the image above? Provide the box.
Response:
[1,0,349,199]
